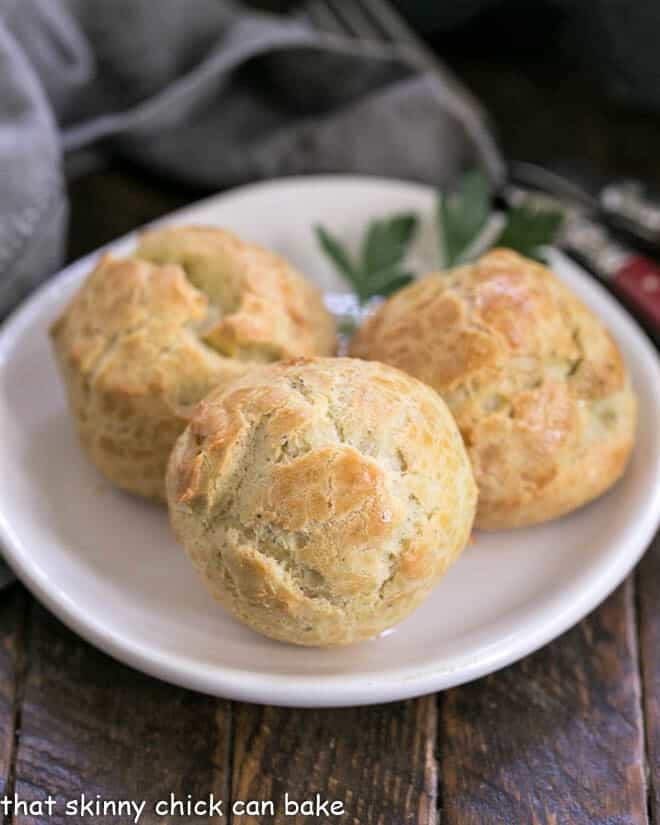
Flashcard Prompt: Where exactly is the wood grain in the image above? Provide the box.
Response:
[0,587,27,796]
[441,579,647,825]
[11,602,232,825]
[231,697,438,824]
[638,532,660,825]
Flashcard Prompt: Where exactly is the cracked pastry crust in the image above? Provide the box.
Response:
[350,248,637,530]
[50,226,336,501]
[166,357,477,646]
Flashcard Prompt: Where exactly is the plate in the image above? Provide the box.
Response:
[0,176,659,707]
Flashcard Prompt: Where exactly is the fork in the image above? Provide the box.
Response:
[303,0,660,247]
[303,0,505,182]
[304,0,660,338]
[305,0,491,124]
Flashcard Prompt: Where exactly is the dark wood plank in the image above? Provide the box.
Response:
[231,697,437,824]
[66,163,202,262]
[0,587,27,796]
[441,579,647,825]
[12,602,232,825]
[638,532,660,824]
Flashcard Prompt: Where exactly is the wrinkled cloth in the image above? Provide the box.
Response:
[0,0,504,317]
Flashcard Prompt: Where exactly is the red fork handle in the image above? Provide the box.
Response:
[611,255,660,335]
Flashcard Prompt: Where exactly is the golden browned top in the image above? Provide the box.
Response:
[167,358,477,645]
[51,226,337,414]
[49,226,337,502]
[136,226,336,361]
[350,249,637,529]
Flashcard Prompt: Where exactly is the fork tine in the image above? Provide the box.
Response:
[323,0,384,41]
[305,0,346,35]
[360,0,440,66]
[309,0,441,71]
[360,0,491,119]
[307,0,491,127]
[360,0,418,42]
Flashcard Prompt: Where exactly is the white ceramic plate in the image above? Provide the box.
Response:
[1,176,659,708]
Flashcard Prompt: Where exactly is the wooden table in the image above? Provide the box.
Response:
[2,44,660,825]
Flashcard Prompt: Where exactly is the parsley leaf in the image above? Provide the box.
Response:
[316,170,565,305]
[315,212,418,304]
[438,170,491,267]
[315,226,360,283]
[362,214,418,274]
[437,170,564,266]
[493,203,564,262]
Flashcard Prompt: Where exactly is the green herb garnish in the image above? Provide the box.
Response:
[437,170,563,266]
[492,203,564,263]
[438,169,491,267]
[315,212,418,304]
[315,171,564,305]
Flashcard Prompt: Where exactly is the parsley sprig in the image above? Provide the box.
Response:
[316,170,563,304]
[493,203,563,261]
[438,170,491,267]
[439,170,563,266]
[315,213,418,305]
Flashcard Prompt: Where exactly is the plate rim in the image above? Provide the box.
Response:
[1,173,660,707]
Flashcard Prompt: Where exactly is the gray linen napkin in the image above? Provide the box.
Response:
[0,0,505,587]
[0,0,504,319]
